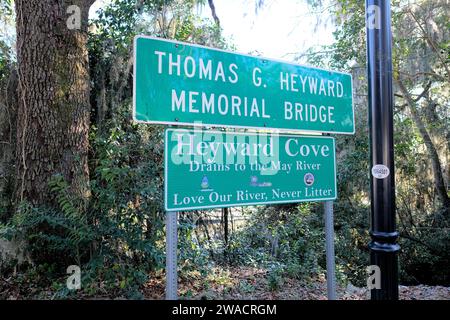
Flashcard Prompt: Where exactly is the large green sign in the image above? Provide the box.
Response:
[134,36,354,134]
[165,129,336,211]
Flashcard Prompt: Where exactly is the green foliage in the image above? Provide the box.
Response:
[1,103,167,297]
[0,0,12,13]
[85,102,166,296]
[0,39,12,83]
[304,0,450,286]
[4,199,91,267]
[224,204,328,283]
[267,262,284,291]
[177,214,213,275]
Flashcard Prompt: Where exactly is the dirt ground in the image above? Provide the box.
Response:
[143,266,450,300]
[1,266,448,300]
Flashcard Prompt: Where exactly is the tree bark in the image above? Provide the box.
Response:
[14,0,95,208]
[396,79,450,218]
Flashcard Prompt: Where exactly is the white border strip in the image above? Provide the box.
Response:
[164,129,337,211]
[133,35,355,135]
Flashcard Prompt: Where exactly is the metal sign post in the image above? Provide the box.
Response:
[366,0,400,300]
[324,201,337,300]
[166,211,178,300]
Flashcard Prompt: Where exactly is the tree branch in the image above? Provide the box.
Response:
[395,78,450,217]
[399,233,442,255]
[207,0,220,27]
[407,9,450,81]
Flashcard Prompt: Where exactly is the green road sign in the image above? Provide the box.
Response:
[134,36,354,134]
[164,129,337,211]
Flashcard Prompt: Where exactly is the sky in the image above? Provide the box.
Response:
[1,0,336,64]
[199,0,335,61]
[90,0,336,63]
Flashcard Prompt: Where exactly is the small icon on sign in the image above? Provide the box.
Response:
[250,175,272,187]
[201,176,209,189]
[304,173,315,186]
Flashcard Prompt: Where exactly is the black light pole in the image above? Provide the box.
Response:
[366,0,400,300]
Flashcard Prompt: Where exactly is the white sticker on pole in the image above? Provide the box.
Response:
[371,164,390,179]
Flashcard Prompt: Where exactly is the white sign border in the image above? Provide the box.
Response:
[133,35,356,135]
[164,128,337,211]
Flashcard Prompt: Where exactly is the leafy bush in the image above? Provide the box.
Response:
[225,204,326,282]
[1,103,167,297]
[267,262,284,291]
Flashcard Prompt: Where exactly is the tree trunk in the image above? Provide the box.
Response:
[14,0,95,208]
[396,79,450,218]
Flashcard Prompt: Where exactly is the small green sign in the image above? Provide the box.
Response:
[134,36,354,134]
[165,129,336,211]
